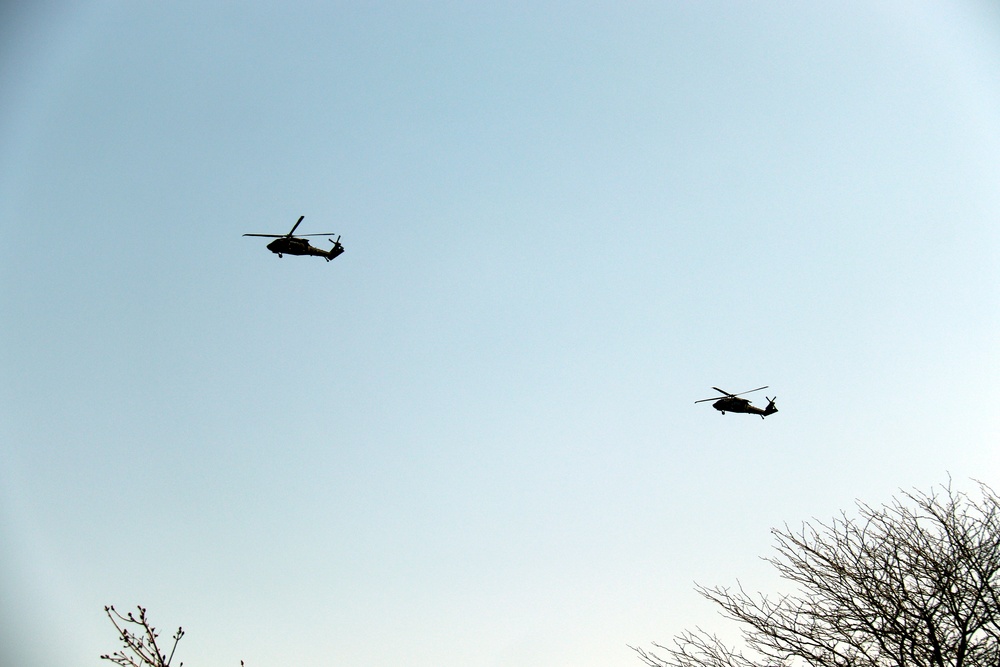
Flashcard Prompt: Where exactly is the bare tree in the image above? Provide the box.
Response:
[101,605,245,667]
[101,605,185,667]
[633,481,1000,667]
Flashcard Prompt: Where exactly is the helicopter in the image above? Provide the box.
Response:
[696,386,778,418]
[243,216,344,261]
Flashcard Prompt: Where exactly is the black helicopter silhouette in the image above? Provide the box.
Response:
[244,216,344,261]
[696,386,778,418]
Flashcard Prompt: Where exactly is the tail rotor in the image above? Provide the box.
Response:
[326,235,345,261]
[764,396,778,417]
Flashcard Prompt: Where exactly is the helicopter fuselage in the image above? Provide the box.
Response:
[711,397,777,418]
[266,237,344,261]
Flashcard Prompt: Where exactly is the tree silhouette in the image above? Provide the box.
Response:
[633,481,1000,667]
[101,605,185,667]
[100,605,245,667]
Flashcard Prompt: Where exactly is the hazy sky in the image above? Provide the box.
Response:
[2,2,999,666]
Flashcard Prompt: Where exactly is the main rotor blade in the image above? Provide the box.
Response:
[695,397,721,403]
[733,386,768,397]
[711,387,735,397]
[295,233,338,237]
[286,215,305,236]
[243,233,285,238]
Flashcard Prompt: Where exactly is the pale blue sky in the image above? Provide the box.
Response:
[2,2,999,666]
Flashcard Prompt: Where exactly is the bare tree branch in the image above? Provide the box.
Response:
[634,481,1000,667]
[100,605,184,667]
